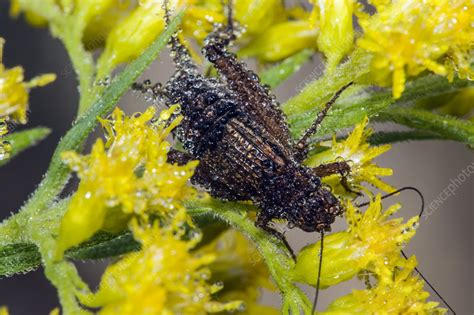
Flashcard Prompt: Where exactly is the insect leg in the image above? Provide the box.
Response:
[294,82,354,162]
[313,161,362,196]
[202,1,292,147]
[256,212,296,260]
[167,148,194,165]
[163,0,199,71]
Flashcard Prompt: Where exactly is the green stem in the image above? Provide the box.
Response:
[54,23,97,116]
[27,199,90,315]
[282,48,371,117]
[186,200,312,315]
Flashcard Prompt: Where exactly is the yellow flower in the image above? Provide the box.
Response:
[358,0,474,98]
[322,257,446,314]
[234,0,286,37]
[0,38,56,124]
[56,106,198,256]
[96,0,188,77]
[239,20,318,62]
[80,220,243,315]
[310,0,355,72]
[306,116,394,197]
[0,307,8,315]
[10,0,48,27]
[201,230,278,314]
[292,195,419,288]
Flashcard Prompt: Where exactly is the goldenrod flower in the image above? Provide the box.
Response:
[0,38,56,124]
[310,0,355,72]
[201,230,278,314]
[81,221,243,315]
[240,20,318,62]
[56,106,198,256]
[358,0,474,98]
[96,0,188,77]
[306,116,394,197]
[10,0,48,27]
[292,195,419,288]
[322,257,446,314]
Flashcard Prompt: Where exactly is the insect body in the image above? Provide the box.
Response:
[136,8,352,240]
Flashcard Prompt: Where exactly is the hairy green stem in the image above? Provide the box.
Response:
[186,200,312,314]
[282,49,371,116]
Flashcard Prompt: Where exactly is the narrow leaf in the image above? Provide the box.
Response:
[368,130,441,145]
[260,49,313,89]
[376,108,474,146]
[0,243,41,277]
[0,127,51,167]
[65,231,138,260]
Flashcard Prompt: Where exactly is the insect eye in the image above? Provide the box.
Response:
[203,92,219,105]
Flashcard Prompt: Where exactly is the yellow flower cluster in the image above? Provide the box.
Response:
[358,0,474,98]
[0,37,54,160]
[56,106,198,256]
[10,0,319,68]
[323,256,445,314]
[292,195,418,287]
[306,116,394,197]
[0,307,8,315]
[309,0,355,72]
[81,220,242,315]
[0,38,55,124]
[293,196,445,313]
[201,230,279,314]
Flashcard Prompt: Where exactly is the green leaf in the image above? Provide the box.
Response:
[65,231,139,260]
[282,48,371,117]
[260,49,313,89]
[0,243,41,277]
[368,130,441,145]
[14,12,184,226]
[0,127,51,167]
[376,108,474,146]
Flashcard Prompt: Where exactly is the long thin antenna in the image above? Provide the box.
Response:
[356,186,425,217]
[312,231,324,314]
[401,251,456,314]
[295,82,353,161]
[356,187,455,314]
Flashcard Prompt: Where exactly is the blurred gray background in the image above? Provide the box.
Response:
[0,3,472,314]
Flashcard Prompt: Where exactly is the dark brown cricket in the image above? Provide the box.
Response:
[134,6,353,243]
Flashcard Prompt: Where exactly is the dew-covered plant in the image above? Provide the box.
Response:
[0,0,472,314]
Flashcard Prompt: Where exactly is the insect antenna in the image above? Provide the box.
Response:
[356,186,425,216]
[356,186,456,314]
[401,250,456,314]
[294,82,354,161]
[311,231,324,314]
